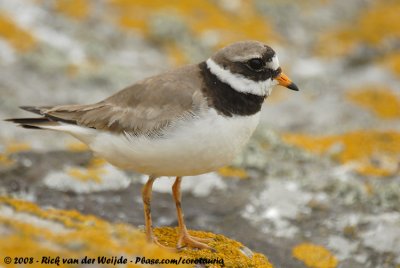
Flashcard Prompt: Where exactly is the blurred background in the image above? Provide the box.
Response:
[0,0,400,267]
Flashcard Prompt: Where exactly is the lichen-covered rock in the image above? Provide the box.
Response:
[0,197,273,268]
[282,130,400,177]
[292,243,338,268]
[1,0,400,267]
[0,196,185,268]
[155,227,273,268]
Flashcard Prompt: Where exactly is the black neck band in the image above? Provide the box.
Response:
[199,61,265,117]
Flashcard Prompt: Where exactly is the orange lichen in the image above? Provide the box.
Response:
[165,43,188,65]
[67,168,104,182]
[55,0,90,20]
[316,0,400,56]
[282,131,400,177]
[155,227,274,268]
[0,142,31,168]
[0,197,188,268]
[218,166,249,179]
[67,157,107,182]
[347,86,400,119]
[118,15,150,35]
[66,64,80,77]
[353,1,400,45]
[0,14,36,52]
[0,197,273,268]
[88,157,107,168]
[109,0,277,48]
[5,142,32,154]
[381,52,400,77]
[0,154,14,166]
[292,243,338,268]
[66,141,89,152]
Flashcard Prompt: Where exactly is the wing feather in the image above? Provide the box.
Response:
[13,64,207,135]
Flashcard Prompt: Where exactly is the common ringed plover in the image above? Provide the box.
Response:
[7,40,299,250]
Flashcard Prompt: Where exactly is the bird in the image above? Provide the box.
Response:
[6,40,299,251]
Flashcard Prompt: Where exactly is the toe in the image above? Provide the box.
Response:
[177,234,215,251]
[191,236,213,243]
[153,237,175,251]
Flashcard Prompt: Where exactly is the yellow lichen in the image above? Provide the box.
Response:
[0,154,14,166]
[0,197,273,267]
[88,157,107,168]
[165,43,188,66]
[0,14,36,52]
[67,157,107,183]
[66,141,89,152]
[118,14,150,35]
[67,168,104,182]
[292,243,338,268]
[282,131,400,177]
[0,197,189,268]
[381,52,400,77]
[5,142,32,154]
[109,0,277,54]
[347,86,400,119]
[218,166,249,179]
[66,64,80,77]
[155,227,274,268]
[55,0,90,20]
[0,142,31,168]
[316,0,400,56]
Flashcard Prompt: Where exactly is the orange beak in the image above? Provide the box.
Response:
[275,72,299,91]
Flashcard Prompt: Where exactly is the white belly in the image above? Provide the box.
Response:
[80,110,260,176]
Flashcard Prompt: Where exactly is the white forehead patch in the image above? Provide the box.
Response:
[270,55,280,70]
[206,58,277,97]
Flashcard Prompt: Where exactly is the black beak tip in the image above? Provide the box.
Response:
[287,82,299,91]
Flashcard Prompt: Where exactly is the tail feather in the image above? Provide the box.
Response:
[5,117,50,124]
[5,116,59,130]
[19,105,54,114]
[20,124,44,129]
[5,105,80,130]
[19,106,45,115]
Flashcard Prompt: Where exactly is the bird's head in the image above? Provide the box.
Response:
[206,40,299,97]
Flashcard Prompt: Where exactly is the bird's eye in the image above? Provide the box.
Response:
[247,58,264,71]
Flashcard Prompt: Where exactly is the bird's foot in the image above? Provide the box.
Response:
[177,230,214,251]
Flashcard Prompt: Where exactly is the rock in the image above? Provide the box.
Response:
[0,196,273,268]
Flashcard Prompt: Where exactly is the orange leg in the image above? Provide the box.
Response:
[142,175,157,242]
[172,176,213,250]
[142,175,171,249]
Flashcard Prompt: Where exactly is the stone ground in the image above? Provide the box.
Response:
[1,0,400,267]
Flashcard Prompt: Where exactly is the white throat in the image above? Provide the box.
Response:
[206,58,277,97]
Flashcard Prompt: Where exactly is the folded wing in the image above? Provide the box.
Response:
[6,65,206,136]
